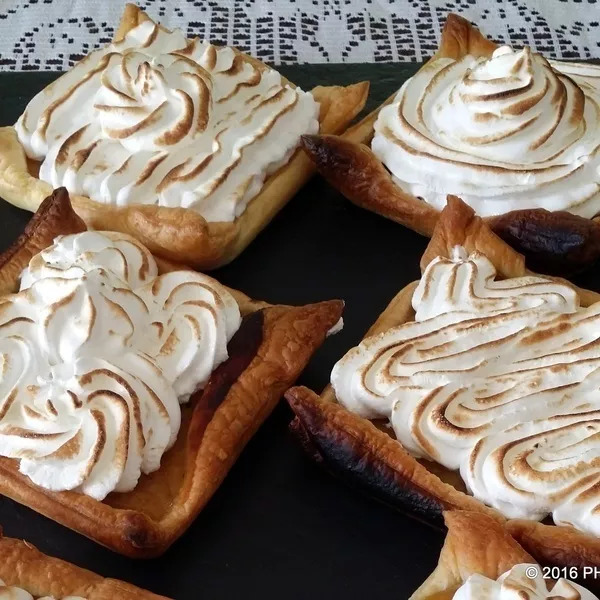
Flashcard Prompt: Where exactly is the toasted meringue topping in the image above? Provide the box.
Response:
[413,246,577,322]
[0,231,240,500]
[15,20,319,222]
[453,565,596,600]
[331,248,600,536]
[372,45,600,217]
[0,578,85,600]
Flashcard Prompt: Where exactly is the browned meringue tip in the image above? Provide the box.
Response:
[0,187,86,294]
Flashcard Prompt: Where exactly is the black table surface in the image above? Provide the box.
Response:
[3,64,600,600]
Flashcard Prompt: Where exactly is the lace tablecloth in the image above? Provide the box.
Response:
[0,0,599,71]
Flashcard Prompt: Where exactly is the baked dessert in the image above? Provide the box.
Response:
[301,14,600,275]
[0,187,343,557]
[286,196,600,569]
[411,510,598,600]
[0,529,167,599]
[0,4,368,269]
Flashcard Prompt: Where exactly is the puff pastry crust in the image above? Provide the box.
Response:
[285,197,600,570]
[409,511,534,600]
[0,189,343,557]
[301,14,600,276]
[0,530,168,599]
[0,4,369,270]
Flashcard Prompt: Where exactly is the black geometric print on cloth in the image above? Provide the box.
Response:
[0,0,599,71]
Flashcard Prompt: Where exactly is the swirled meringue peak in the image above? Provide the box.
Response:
[15,20,319,222]
[330,246,600,536]
[0,578,85,600]
[372,45,600,217]
[0,231,240,500]
[453,565,597,600]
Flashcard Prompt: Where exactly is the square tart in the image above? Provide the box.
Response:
[299,14,600,276]
[0,3,369,270]
[0,528,168,599]
[297,12,497,239]
[285,196,600,572]
[0,188,344,557]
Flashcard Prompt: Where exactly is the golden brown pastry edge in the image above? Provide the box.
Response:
[409,511,535,600]
[0,530,169,599]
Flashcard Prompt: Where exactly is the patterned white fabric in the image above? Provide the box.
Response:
[0,0,599,71]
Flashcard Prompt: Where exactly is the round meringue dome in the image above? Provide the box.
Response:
[452,565,597,600]
[0,231,240,500]
[331,246,600,536]
[15,20,319,222]
[0,578,85,600]
[372,45,600,217]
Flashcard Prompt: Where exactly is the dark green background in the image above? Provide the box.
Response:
[2,64,594,599]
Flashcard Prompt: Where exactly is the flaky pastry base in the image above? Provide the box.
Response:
[285,197,600,570]
[0,529,168,599]
[0,188,343,558]
[301,14,600,276]
[0,3,369,269]
[410,511,534,600]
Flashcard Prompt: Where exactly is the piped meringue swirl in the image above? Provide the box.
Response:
[0,578,85,600]
[331,247,600,536]
[412,246,578,321]
[453,565,597,600]
[0,231,240,500]
[372,45,600,217]
[15,20,319,222]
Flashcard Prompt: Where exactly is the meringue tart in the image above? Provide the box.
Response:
[0,528,167,599]
[301,14,600,275]
[286,196,600,570]
[411,511,598,600]
[0,187,343,557]
[0,4,368,270]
